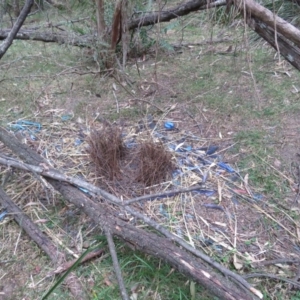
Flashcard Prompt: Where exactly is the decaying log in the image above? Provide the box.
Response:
[0,186,87,300]
[0,127,261,300]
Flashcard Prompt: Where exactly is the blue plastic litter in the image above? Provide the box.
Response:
[164,121,175,130]
[217,162,235,173]
[74,138,83,146]
[253,193,264,201]
[9,120,42,133]
[198,145,218,155]
[206,145,219,155]
[0,210,8,221]
[30,134,37,141]
[78,187,91,195]
[17,120,41,130]
[61,115,73,121]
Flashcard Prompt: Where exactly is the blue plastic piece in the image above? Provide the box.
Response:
[16,120,41,130]
[74,138,83,146]
[217,162,235,173]
[206,145,219,155]
[78,187,91,195]
[164,121,175,130]
[0,210,8,221]
[253,193,264,201]
[61,115,73,121]
[9,120,42,133]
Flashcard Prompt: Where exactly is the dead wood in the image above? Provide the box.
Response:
[233,0,300,48]
[0,0,34,58]
[0,186,87,300]
[0,127,260,300]
[105,228,129,300]
[1,0,300,70]
[247,17,300,70]
[128,0,209,30]
[0,29,94,47]
[95,0,106,37]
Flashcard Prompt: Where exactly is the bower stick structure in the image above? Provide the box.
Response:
[0,127,262,300]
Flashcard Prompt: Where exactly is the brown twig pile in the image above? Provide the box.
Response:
[135,141,175,186]
[88,125,126,180]
[87,125,174,188]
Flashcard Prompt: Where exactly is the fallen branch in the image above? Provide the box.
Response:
[0,0,34,58]
[105,228,129,300]
[0,186,87,299]
[0,127,260,299]
[247,17,300,70]
[123,185,204,205]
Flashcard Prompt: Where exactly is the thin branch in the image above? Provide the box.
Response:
[123,185,203,205]
[0,0,34,58]
[0,154,122,205]
[105,229,129,300]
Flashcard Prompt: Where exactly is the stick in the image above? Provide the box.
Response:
[123,185,203,205]
[105,229,129,300]
[0,154,122,205]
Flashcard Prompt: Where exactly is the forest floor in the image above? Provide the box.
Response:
[1,5,300,300]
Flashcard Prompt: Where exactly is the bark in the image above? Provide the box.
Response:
[128,0,208,30]
[0,127,259,300]
[0,0,34,58]
[233,0,300,48]
[95,0,106,37]
[248,17,300,70]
